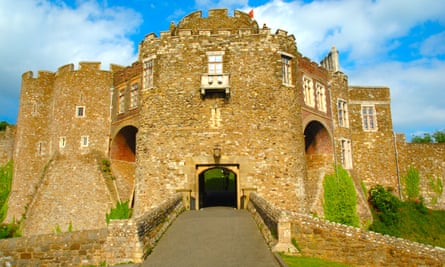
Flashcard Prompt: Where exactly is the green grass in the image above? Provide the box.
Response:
[0,161,13,223]
[369,200,445,247]
[280,254,350,267]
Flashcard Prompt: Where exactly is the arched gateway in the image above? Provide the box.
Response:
[195,165,240,210]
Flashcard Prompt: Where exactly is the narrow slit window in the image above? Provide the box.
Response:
[81,136,89,147]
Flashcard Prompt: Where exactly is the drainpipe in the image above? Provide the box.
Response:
[393,132,402,200]
[327,82,338,178]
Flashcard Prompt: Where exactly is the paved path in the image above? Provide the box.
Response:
[141,207,280,267]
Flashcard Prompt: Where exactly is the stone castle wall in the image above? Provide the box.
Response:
[6,62,114,226]
[248,193,445,266]
[348,86,399,193]
[396,134,445,209]
[134,11,308,215]
[21,153,113,236]
[0,126,15,165]
[0,194,183,266]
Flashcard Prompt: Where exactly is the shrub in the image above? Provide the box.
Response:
[368,185,401,225]
[323,165,359,227]
[0,220,21,239]
[106,201,132,224]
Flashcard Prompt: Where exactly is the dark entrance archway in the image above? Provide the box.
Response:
[198,167,237,208]
[110,126,138,162]
[109,125,138,207]
[304,121,333,159]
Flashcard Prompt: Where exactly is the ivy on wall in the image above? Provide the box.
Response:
[323,165,359,227]
[402,166,420,201]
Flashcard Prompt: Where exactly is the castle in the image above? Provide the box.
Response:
[3,9,445,236]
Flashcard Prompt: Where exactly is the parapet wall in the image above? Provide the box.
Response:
[0,194,184,266]
[248,193,445,266]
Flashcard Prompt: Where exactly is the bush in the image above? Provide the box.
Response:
[368,185,401,226]
[323,165,359,227]
[106,201,132,224]
[0,220,21,239]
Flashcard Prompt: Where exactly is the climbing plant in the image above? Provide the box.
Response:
[402,166,420,201]
[323,165,359,227]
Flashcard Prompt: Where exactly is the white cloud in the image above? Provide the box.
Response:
[253,0,445,62]
[0,0,141,122]
[346,59,445,134]
[194,0,248,10]
[249,0,445,135]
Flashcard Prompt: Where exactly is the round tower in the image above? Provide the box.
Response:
[134,9,307,215]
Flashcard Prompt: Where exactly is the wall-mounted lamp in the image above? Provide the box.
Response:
[213,145,221,160]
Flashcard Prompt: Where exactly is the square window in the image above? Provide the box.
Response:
[76,106,85,117]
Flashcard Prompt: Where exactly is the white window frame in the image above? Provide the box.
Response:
[361,105,377,131]
[143,58,154,89]
[281,55,292,85]
[207,51,224,75]
[340,138,353,169]
[302,76,315,107]
[81,136,89,148]
[130,83,139,109]
[315,82,327,112]
[76,106,85,118]
[337,99,349,128]
[118,88,125,114]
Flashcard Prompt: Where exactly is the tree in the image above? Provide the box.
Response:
[432,130,445,143]
[411,130,445,143]
[0,121,8,131]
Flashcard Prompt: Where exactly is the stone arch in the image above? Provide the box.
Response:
[304,120,334,166]
[109,125,138,204]
[303,120,334,216]
[110,125,138,162]
[197,166,238,209]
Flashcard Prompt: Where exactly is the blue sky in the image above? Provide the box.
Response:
[1,0,444,139]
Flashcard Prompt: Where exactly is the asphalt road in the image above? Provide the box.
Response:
[141,207,280,267]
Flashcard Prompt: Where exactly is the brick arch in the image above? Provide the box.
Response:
[304,121,333,155]
[110,125,138,162]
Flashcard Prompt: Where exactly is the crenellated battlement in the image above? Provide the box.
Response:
[142,9,295,48]
[22,62,115,81]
